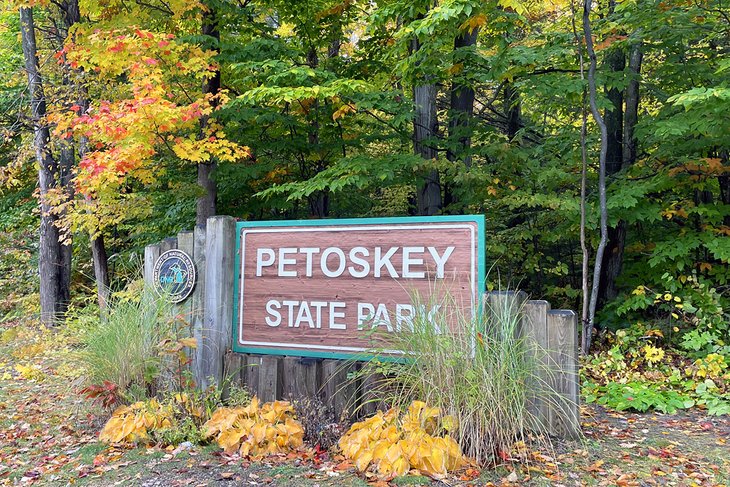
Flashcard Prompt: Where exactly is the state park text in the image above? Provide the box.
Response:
[234,218,485,356]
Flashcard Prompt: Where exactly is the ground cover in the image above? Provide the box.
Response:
[1,320,727,486]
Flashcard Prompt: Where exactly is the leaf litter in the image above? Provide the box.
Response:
[1,319,728,486]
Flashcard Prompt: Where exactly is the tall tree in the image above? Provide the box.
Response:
[583,0,609,352]
[197,2,221,226]
[20,6,69,324]
[411,33,441,216]
[598,39,642,307]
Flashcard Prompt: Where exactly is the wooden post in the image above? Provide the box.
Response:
[547,310,580,438]
[200,216,235,389]
[175,230,194,318]
[191,225,207,387]
[244,354,262,396]
[485,291,527,337]
[223,352,245,400]
[143,244,160,292]
[159,237,177,253]
[359,372,387,418]
[257,355,282,402]
[322,360,358,421]
[521,300,551,430]
[282,357,320,401]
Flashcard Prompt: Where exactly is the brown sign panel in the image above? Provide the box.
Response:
[232,216,485,359]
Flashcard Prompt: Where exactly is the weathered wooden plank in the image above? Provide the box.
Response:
[521,299,551,431]
[244,354,262,397]
[282,356,320,402]
[176,231,195,357]
[222,352,245,400]
[547,310,580,439]
[359,371,387,418]
[322,360,358,421]
[258,355,282,402]
[159,237,177,253]
[485,291,528,337]
[143,244,160,292]
[191,225,206,387]
[200,216,236,389]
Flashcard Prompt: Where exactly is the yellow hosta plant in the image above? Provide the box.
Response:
[99,399,173,443]
[203,397,304,458]
[339,401,466,479]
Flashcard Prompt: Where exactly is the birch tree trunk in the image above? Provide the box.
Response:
[21,7,68,325]
[583,0,609,352]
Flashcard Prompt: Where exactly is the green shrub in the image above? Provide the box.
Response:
[582,323,730,415]
[361,294,557,465]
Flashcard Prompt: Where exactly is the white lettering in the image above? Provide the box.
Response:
[357,302,375,330]
[348,247,370,278]
[299,247,320,277]
[396,304,414,331]
[256,248,275,276]
[294,301,315,328]
[329,302,346,329]
[374,247,399,278]
[265,299,281,327]
[278,247,297,277]
[310,301,327,328]
[282,300,298,327]
[402,246,425,278]
[321,247,347,277]
[428,246,455,278]
[373,303,393,331]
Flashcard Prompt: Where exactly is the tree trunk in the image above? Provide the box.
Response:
[583,0,609,353]
[720,150,729,227]
[91,233,110,310]
[21,7,68,325]
[504,82,521,140]
[444,27,479,210]
[197,3,221,226]
[58,143,74,304]
[598,42,642,307]
[622,44,642,168]
[603,48,624,175]
[410,34,441,216]
[56,0,81,303]
[447,28,479,167]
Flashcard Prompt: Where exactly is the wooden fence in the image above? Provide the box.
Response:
[144,216,580,438]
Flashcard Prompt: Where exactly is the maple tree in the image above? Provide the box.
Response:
[53,23,250,239]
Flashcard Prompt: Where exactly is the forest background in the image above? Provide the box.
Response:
[0,0,728,413]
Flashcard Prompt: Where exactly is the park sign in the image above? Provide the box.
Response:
[232,215,485,359]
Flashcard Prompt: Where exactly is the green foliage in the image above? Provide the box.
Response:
[0,188,39,319]
[582,324,730,416]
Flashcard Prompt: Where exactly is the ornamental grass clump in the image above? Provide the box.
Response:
[363,292,554,466]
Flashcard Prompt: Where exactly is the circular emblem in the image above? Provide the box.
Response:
[153,249,196,303]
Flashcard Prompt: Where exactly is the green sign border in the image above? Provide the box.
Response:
[231,215,486,359]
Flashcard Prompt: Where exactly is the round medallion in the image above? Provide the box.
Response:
[153,249,196,303]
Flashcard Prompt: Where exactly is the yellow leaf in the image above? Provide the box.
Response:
[178,337,197,348]
[459,13,486,33]
[355,450,373,471]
